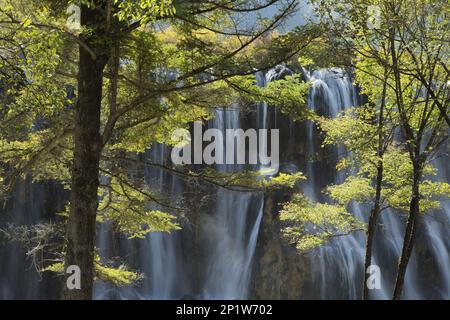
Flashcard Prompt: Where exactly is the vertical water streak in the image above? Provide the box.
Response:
[202,103,264,299]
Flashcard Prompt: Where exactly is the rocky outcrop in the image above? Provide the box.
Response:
[250,194,311,299]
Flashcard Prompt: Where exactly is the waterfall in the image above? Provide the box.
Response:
[0,180,67,299]
[301,68,365,299]
[302,68,450,299]
[1,66,449,300]
[93,144,188,300]
[186,69,272,298]
[94,71,273,300]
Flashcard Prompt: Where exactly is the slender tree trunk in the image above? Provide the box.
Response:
[392,158,421,300]
[363,163,383,299]
[63,2,109,300]
[363,69,388,300]
[387,17,423,300]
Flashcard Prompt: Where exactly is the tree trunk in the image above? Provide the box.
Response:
[363,69,387,300]
[63,2,109,300]
[388,20,422,300]
[363,163,383,300]
[392,159,421,300]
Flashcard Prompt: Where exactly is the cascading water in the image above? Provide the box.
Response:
[93,144,188,300]
[301,68,366,299]
[425,153,450,298]
[200,70,280,299]
[1,66,449,300]
[201,105,264,299]
[301,68,450,300]
[0,180,67,299]
[93,72,272,299]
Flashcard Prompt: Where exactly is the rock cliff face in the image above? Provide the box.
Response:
[251,195,310,299]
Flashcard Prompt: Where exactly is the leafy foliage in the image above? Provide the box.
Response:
[280,193,364,251]
[98,177,181,239]
[43,255,143,286]
[0,0,316,287]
